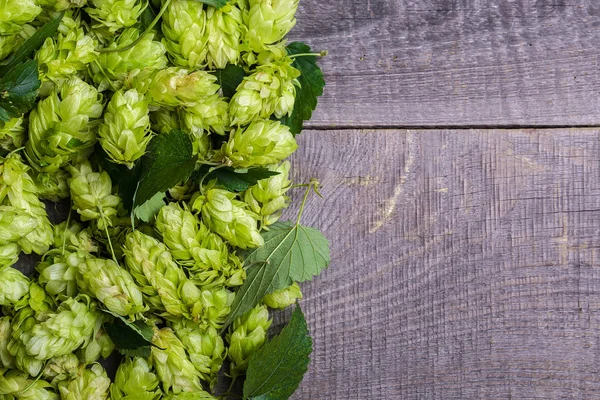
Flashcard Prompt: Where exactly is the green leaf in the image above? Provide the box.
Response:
[0,12,64,77]
[243,307,312,400]
[133,191,166,222]
[213,64,246,99]
[197,166,280,192]
[222,222,330,329]
[133,130,197,209]
[280,42,325,136]
[0,60,40,122]
[193,0,229,8]
[103,313,154,358]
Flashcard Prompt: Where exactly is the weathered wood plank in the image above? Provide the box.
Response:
[290,1,600,127]
[284,128,600,399]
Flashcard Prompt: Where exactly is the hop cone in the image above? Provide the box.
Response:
[52,221,98,254]
[86,0,144,33]
[0,0,41,35]
[150,109,181,135]
[147,67,220,108]
[170,318,224,388]
[164,392,216,400]
[0,154,54,255]
[230,59,300,126]
[205,3,243,69]
[191,185,263,249]
[36,0,88,11]
[26,77,104,173]
[110,357,162,400]
[37,250,85,298]
[42,353,79,387]
[122,230,203,321]
[90,28,168,92]
[227,303,272,375]
[0,34,20,61]
[68,161,121,230]
[244,0,298,53]
[244,161,291,228]
[98,89,152,168]
[181,94,230,137]
[0,116,26,152]
[36,14,98,84]
[22,295,97,360]
[0,267,31,307]
[32,168,70,202]
[222,119,297,168]
[262,282,302,309]
[76,257,146,317]
[76,312,114,364]
[0,316,16,369]
[0,206,38,246]
[58,363,110,400]
[0,369,57,399]
[151,327,203,394]
[0,244,19,270]
[161,0,208,69]
[156,203,245,288]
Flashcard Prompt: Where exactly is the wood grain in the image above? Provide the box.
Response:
[290,0,600,127]
[282,128,600,399]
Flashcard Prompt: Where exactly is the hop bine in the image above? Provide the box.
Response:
[98,89,152,168]
[110,357,162,400]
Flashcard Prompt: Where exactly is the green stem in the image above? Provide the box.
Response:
[288,50,328,59]
[61,210,72,256]
[295,179,320,225]
[98,0,172,53]
[199,164,227,194]
[6,146,25,158]
[99,207,119,264]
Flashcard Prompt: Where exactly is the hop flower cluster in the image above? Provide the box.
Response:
[0,0,321,397]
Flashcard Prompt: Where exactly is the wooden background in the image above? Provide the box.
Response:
[284,1,600,398]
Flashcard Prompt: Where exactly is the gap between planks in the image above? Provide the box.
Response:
[305,124,600,131]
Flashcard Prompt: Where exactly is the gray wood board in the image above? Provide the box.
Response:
[290,0,600,128]
[284,128,600,399]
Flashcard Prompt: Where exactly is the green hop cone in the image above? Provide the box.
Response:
[164,392,216,400]
[155,203,245,288]
[226,303,272,376]
[36,14,98,85]
[191,184,263,249]
[151,327,203,394]
[22,295,98,360]
[150,109,181,135]
[42,353,79,387]
[243,0,298,53]
[221,120,297,168]
[110,357,162,400]
[86,0,145,33]
[204,3,243,69]
[91,28,168,92]
[169,319,224,389]
[0,34,20,61]
[122,230,203,321]
[76,256,147,318]
[244,161,291,228]
[147,67,220,108]
[98,89,152,168]
[37,250,86,298]
[35,0,88,12]
[198,287,234,330]
[0,154,55,255]
[58,363,110,400]
[230,58,300,126]
[26,77,104,173]
[52,221,98,254]
[68,161,121,230]
[161,0,208,69]
[0,316,16,369]
[0,0,41,35]
[0,267,31,307]
[32,168,70,202]
[76,312,114,364]
[262,282,302,309]
[0,206,38,246]
[0,369,57,400]
[0,116,26,152]
[180,94,230,137]
[0,244,19,269]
